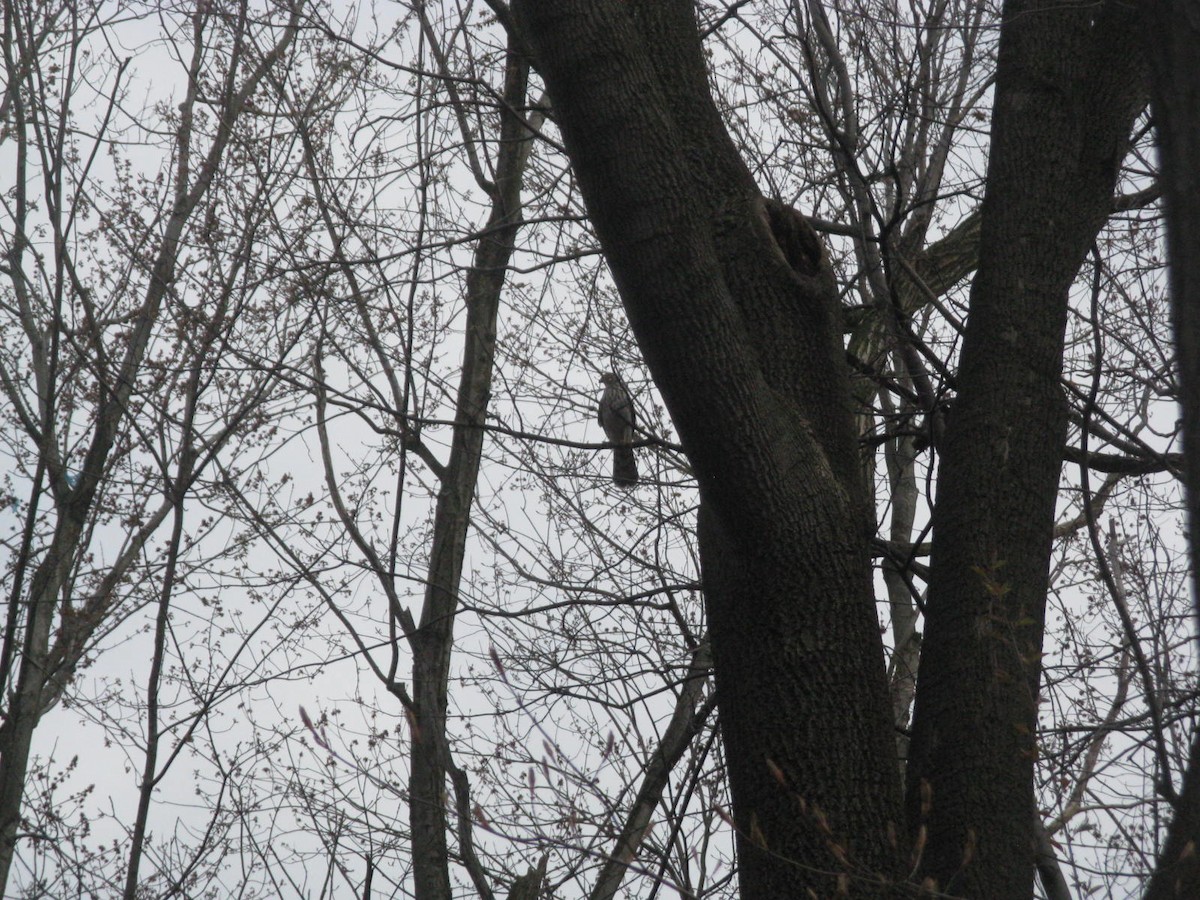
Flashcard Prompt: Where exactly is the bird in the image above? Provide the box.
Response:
[598,372,639,487]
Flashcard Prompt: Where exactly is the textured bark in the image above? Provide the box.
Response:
[512,2,903,895]
[1144,2,1200,897]
[510,0,1156,897]
[904,2,1146,896]
[408,46,533,900]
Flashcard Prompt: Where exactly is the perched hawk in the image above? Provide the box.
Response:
[598,372,638,487]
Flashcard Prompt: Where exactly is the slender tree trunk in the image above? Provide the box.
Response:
[122,488,189,900]
[905,1,1145,895]
[408,43,535,900]
[589,640,712,900]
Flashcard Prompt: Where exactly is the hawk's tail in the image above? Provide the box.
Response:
[612,447,638,487]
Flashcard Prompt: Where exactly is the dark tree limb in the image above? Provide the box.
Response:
[1143,2,1200,897]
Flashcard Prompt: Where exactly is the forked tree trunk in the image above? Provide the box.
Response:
[512,0,1149,897]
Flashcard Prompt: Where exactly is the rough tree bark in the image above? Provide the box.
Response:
[905,1,1146,896]
[511,0,1154,896]
[513,1,904,895]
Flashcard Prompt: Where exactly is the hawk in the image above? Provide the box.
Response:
[598,372,638,487]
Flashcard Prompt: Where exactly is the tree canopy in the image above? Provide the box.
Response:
[1,1,1196,898]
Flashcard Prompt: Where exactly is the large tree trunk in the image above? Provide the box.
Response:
[511,0,1151,896]
[905,1,1145,896]
[512,1,904,894]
